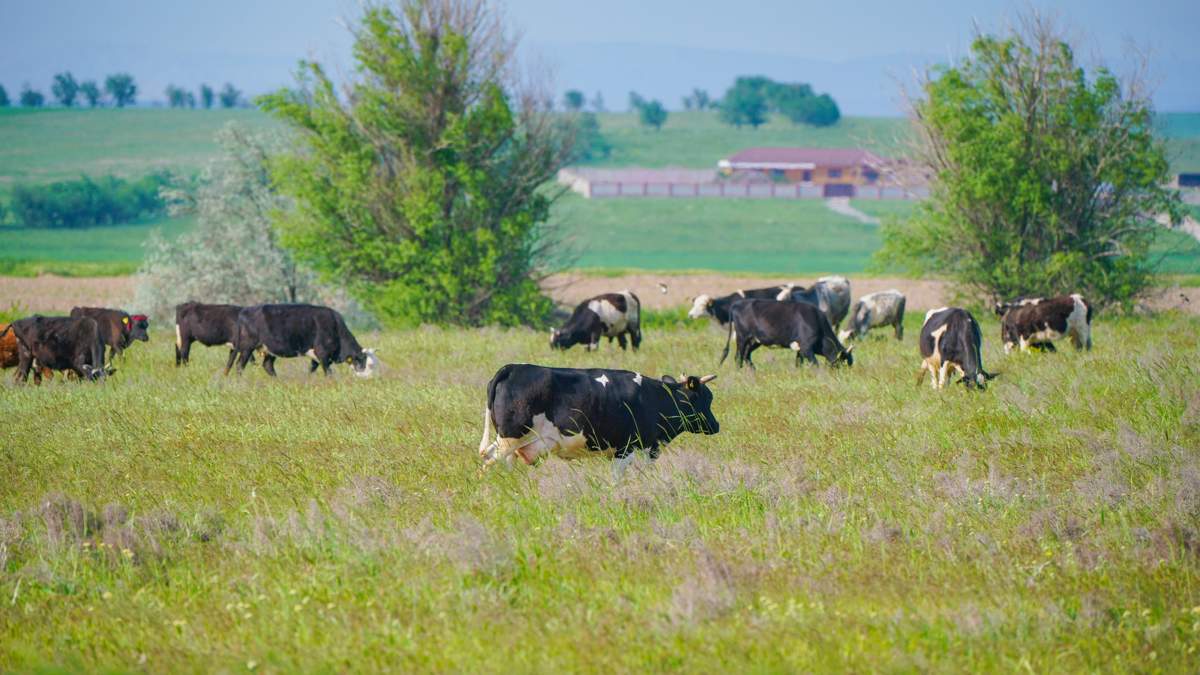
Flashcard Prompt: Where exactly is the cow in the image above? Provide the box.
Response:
[0,316,109,383]
[719,299,854,370]
[551,291,642,352]
[229,304,378,377]
[917,307,995,390]
[688,285,795,325]
[70,307,149,361]
[477,363,720,476]
[839,289,907,342]
[1,322,57,382]
[996,294,1093,353]
[174,302,244,367]
[781,275,852,330]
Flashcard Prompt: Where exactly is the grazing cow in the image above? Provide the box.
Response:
[996,294,1093,353]
[1,316,109,383]
[720,299,854,370]
[688,285,795,325]
[839,289,907,342]
[917,307,994,390]
[70,307,149,360]
[551,291,642,351]
[230,304,378,377]
[782,275,852,329]
[478,363,720,475]
[174,302,244,366]
[0,323,56,382]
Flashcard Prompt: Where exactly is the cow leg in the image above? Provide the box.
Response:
[743,343,758,370]
[804,350,819,365]
[235,349,255,375]
[631,328,641,352]
[262,355,278,377]
[894,320,903,341]
[320,358,332,376]
[224,349,240,375]
[617,333,628,350]
[309,359,320,374]
[937,361,952,389]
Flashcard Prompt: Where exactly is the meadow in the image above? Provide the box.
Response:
[2,311,1199,671]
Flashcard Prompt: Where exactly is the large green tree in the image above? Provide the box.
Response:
[260,0,573,327]
[104,73,137,107]
[876,17,1182,306]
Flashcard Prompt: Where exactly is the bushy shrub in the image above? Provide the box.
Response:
[8,172,171,228]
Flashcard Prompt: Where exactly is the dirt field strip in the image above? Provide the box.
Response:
[4,272,1197,316]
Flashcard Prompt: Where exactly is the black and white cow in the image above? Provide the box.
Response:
[229,304,378,377]
[781,275,852,330]
[719,299,854,370]
[478,363,719,474]
[1,315,110,383]
[839,289,906,342]
[996,294,1093,353]
[917,307,994,390]
[175,302,244,366]
[687,285,794,325]
[551,291,642,351]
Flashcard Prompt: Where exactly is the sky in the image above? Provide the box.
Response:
[1,0,1197,114]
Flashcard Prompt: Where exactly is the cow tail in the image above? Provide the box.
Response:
[480,365,514,456]
[719,313,735,365]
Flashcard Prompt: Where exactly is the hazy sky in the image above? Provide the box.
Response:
[1,0,1197,113]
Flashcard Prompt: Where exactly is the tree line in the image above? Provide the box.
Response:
[558,75,840,131]
[0,73,245,109]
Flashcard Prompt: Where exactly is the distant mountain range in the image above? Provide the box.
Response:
[531,41,1200,116]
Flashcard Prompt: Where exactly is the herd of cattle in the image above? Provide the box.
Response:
[2,278,1094,474]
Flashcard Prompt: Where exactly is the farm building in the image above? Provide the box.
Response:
[718,147,889,197]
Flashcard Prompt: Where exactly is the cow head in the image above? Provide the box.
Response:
[661,374,720,435]
[81,364,115,381]
[123,314,150,342]
[348,348,380,378]
[687,295,714,319]
[837,344,854,367]
[550,326,585,351]
[962,369,996,389]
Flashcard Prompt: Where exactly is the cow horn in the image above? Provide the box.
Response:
[699,374,717,384]
[678,373,686,383]
[844,344,854,353]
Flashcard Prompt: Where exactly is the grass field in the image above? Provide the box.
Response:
[0,108,276,186]
[554,195,878,273]
[0,216,194,276]
[2,312,1199,671]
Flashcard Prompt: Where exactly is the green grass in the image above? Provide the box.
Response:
[554,194,879,273]
[0,215,194,272]
[0,108,276,186]
[1,314,1198,671]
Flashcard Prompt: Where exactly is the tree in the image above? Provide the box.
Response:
[104,73,137,107]
[79,80,102,107]
[572,112,611,161]
[875,15,1182,307]
[218,83,241,108]
[590,90,605,112]
[0,84,9,108]
[135,124,343,323]
[165,85,187,108]
[562,89,585,111]
[718,77,768,128]
[259,0,574,327]
[19,84,45,108]
[200,84,214,109]
[637,99,668,130]
[52,72,79,107]
[683,87,711,111]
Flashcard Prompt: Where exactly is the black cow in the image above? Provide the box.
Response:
[478,364,719,474]
[551,291,642,351]
[781,275,852,329]
[0,316,109,383]
[917,307,995,390]
[720,299,854,370]
[174,302,243,367]
[996,294,1093,353]
[229,304,378,377]
[70,307,149,361]
[688,286,793,325]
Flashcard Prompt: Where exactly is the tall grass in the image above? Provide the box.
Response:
[1,312,1198,671]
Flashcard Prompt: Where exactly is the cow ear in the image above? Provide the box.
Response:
[122,317,129,325]
[661,375,677,384]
